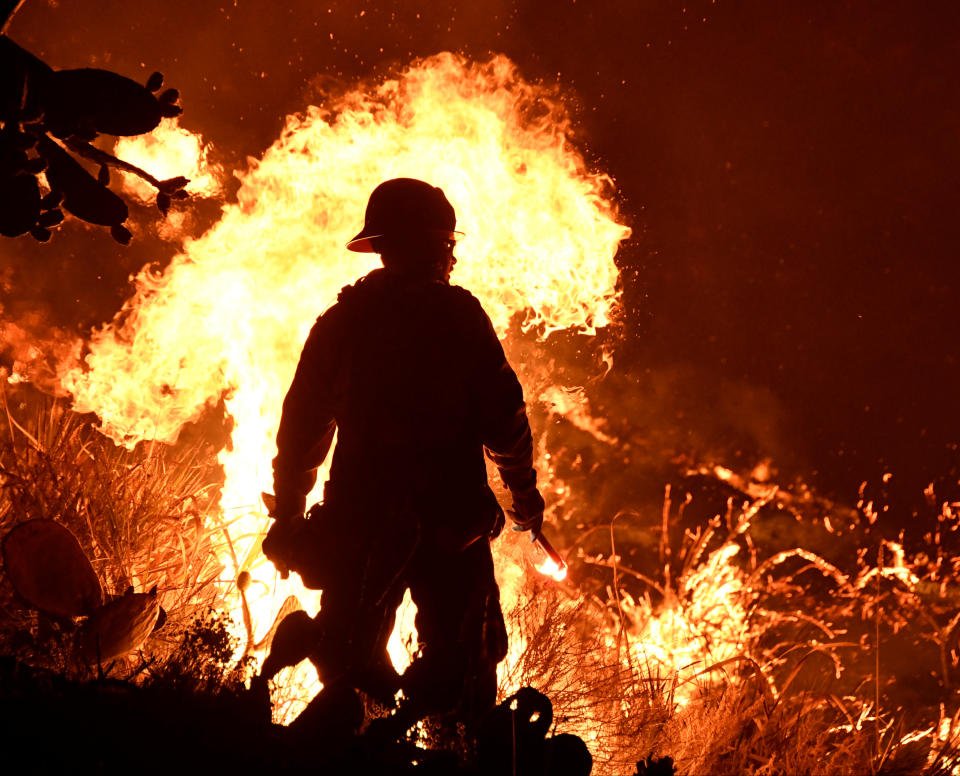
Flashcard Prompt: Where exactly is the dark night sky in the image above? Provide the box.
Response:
[4,0,959,504]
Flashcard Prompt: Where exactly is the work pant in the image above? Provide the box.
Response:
[304,515,508,721]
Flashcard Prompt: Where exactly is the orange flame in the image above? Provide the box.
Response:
[60,53,629,720]
[114,117,223,201]
[537,557,568,582]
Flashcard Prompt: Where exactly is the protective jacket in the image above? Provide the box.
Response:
[272,266,537,546]
[267,266,537,717]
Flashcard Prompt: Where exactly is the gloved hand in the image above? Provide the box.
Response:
[262,491,306,523]
[507,486,545,541]
[262,515,304,580]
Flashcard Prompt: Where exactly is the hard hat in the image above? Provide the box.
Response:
[346,177,464,253]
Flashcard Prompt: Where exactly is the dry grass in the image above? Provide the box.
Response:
[501,584,960,774]
[0,385,226,673]
[3,385,960,774]
[501,487,960,775]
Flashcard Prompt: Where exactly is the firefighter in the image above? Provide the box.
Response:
[261,177,544,725]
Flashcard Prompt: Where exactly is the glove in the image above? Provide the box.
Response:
[262,491,306,523]
[262,515,305,580]
[508,486,545,541]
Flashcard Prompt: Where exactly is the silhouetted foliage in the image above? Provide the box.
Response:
[0,17,188,244]
[633,755,677,776]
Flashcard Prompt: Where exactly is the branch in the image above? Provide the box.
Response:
[63,137,188,194]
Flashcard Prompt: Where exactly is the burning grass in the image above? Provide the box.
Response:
[494,436,960,773]
[3,383,960,774]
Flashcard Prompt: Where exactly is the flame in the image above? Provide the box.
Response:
[114,117,223,201]
[626,543,751,703]
[386,589,419,674]
[0,317,80,395]
[532,532,569,581]
[60,53,629,720]
[537,556,568,582]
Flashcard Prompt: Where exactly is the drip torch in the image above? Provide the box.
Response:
[532,531,568,581]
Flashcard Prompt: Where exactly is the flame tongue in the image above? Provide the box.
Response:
[113,117,223,202]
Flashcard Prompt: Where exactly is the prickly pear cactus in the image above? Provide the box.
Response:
[0,36,188,243]
[2,519,104,618]
[77,587,160,663]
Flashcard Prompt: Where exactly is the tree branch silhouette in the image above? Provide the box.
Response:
[1,27,189,244]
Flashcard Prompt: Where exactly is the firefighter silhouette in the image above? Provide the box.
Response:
[259,178,545,728]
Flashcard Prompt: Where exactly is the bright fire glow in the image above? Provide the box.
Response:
[386,589,419,674]
[537,556,568,582]
[60,53,629,720]
[626,543,751,703]
[114,117,223,201]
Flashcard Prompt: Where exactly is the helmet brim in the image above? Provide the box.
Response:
[346,228,465,253]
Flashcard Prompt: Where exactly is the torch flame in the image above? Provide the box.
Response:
[537,556,568,582]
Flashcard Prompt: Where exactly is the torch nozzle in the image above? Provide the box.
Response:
[533,532,568,582]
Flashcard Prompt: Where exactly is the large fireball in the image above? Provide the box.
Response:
[60,51,630,720]
[64,52,628,497]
